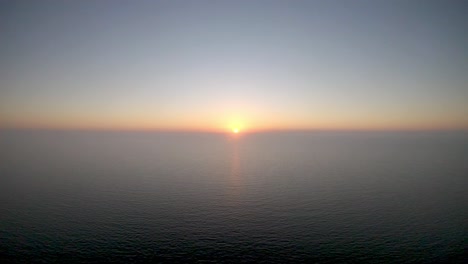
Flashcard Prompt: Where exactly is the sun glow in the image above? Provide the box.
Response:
[233,128,239,133]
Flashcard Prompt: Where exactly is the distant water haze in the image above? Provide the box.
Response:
[1,130,466,262]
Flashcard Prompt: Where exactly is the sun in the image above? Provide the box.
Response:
[232,128,239,134]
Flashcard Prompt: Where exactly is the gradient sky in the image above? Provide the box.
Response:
[1,0,467,132]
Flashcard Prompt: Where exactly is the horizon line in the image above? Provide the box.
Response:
[1,126,467,134]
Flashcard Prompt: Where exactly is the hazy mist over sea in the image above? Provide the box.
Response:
[1,130,466,263]
[2,0,468,262]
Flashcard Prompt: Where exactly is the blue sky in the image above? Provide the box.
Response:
[1,0,467,131]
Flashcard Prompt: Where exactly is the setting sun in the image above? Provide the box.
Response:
[233,128,239,133]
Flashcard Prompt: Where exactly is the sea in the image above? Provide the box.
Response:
[1,130,466,263]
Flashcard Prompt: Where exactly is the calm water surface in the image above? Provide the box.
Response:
[1,131,467,263]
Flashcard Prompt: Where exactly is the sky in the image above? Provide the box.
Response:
[1,0,467,132]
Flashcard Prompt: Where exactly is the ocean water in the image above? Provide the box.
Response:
[1,130,467,263]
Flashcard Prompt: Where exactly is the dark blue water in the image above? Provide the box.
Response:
[1,131,467,263]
